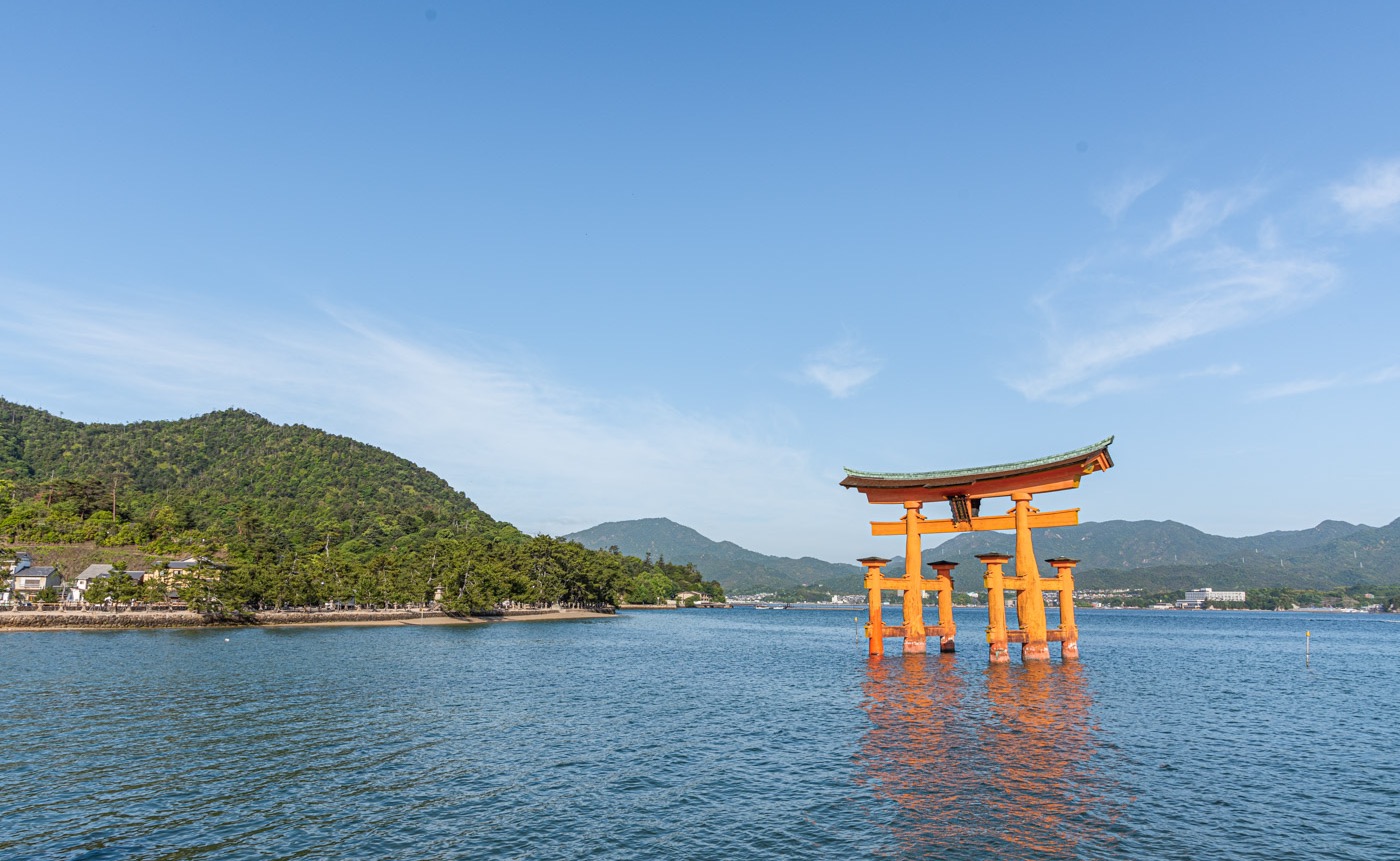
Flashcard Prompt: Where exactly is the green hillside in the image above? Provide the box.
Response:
[0,399,511,553]
[0,399,717,611]
[564,517,864,594]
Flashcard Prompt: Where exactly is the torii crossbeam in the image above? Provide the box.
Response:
[842,437,1114,661]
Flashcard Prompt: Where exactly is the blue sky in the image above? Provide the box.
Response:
[4,2,1400,563]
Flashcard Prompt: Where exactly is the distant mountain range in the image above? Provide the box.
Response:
[902,517,1400,591]
[563,518,863,594]
[565,516,1400,594]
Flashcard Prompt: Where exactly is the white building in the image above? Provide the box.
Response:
[1179,587,1246,608]
[64,565,147,602]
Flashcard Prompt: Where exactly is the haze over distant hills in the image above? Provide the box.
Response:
[566,516,1400,594]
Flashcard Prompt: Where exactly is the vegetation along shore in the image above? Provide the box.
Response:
[0,605,615,632]
[0,399,723,625]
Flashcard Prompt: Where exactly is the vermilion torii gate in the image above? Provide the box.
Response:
[842,438,1113,662]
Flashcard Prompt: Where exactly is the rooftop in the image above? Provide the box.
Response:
[841,437,1114,503]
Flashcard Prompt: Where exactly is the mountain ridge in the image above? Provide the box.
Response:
[567,515,1400,594]
[564,517,864,593]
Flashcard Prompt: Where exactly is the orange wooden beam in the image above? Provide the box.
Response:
[870,507,1079,536]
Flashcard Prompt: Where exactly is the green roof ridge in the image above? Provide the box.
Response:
[843,436,1114,481]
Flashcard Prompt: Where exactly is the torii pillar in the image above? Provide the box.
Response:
[1011,491,1050,661]
[979,553,1011,663]
[861,556,890,657]
[1047,557,1080,659]
[927,560,957,653]
[900,502,926,654]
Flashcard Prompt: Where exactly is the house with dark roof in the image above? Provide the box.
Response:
[9,566,61,601]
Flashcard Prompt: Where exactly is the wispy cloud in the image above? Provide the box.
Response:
[1095,170,1163,223]
[1029,363,1245,402]
[1012,250,1334,404]
[0,283,862,560]
[1149,185,1264,253]
[1182,363,1244,379]
[1252,365,1400,400]
[1331,158,1400,227]
[1010,179,1335,404]
[801,338,881,398]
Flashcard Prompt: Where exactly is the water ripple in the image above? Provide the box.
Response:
[2,610,1398,859]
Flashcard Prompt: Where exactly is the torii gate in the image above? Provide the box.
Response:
[842,438,1113,662]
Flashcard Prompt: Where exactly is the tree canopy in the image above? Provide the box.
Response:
[0,399,714,611]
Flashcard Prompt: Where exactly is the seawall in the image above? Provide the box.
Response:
[0,608,455,630]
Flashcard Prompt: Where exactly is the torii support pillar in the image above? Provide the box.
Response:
[1010,491,1050,661]
[927,561,957,653]
[861,557,891,657]
[900,502,926,654]
[979,553,1011,664]
[1047,557,1080,660]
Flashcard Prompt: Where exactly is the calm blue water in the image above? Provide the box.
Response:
[3,609,1397,860]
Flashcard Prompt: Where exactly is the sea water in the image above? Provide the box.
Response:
[2,608,1396,860]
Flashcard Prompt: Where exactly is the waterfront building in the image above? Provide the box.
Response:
[64,565,148,602]
[9,566,62,601]
[1179,587,1247,608]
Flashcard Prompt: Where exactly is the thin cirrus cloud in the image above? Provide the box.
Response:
[1010,181,1336,404]
[0,284,846,558]
[1148,185,1265,253]
[1251,365,1400,400]
[1330,157,1400,227]
[801,338,881,398]
[1095,170,1164,223]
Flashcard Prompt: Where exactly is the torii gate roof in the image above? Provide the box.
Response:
[842,436,1114,503]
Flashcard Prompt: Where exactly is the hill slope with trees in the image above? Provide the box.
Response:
[0,399,718,611]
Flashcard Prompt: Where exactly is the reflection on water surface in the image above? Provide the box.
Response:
[861,655,1121,859]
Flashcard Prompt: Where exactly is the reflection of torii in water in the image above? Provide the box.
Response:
[858,658,1119,858]
[843,438,1114,660]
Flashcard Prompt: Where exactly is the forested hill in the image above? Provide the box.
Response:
[0,398,511,553]
[0,399,722,610]
[564,517,863,594]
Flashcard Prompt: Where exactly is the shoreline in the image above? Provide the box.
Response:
[0,607,616,633]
